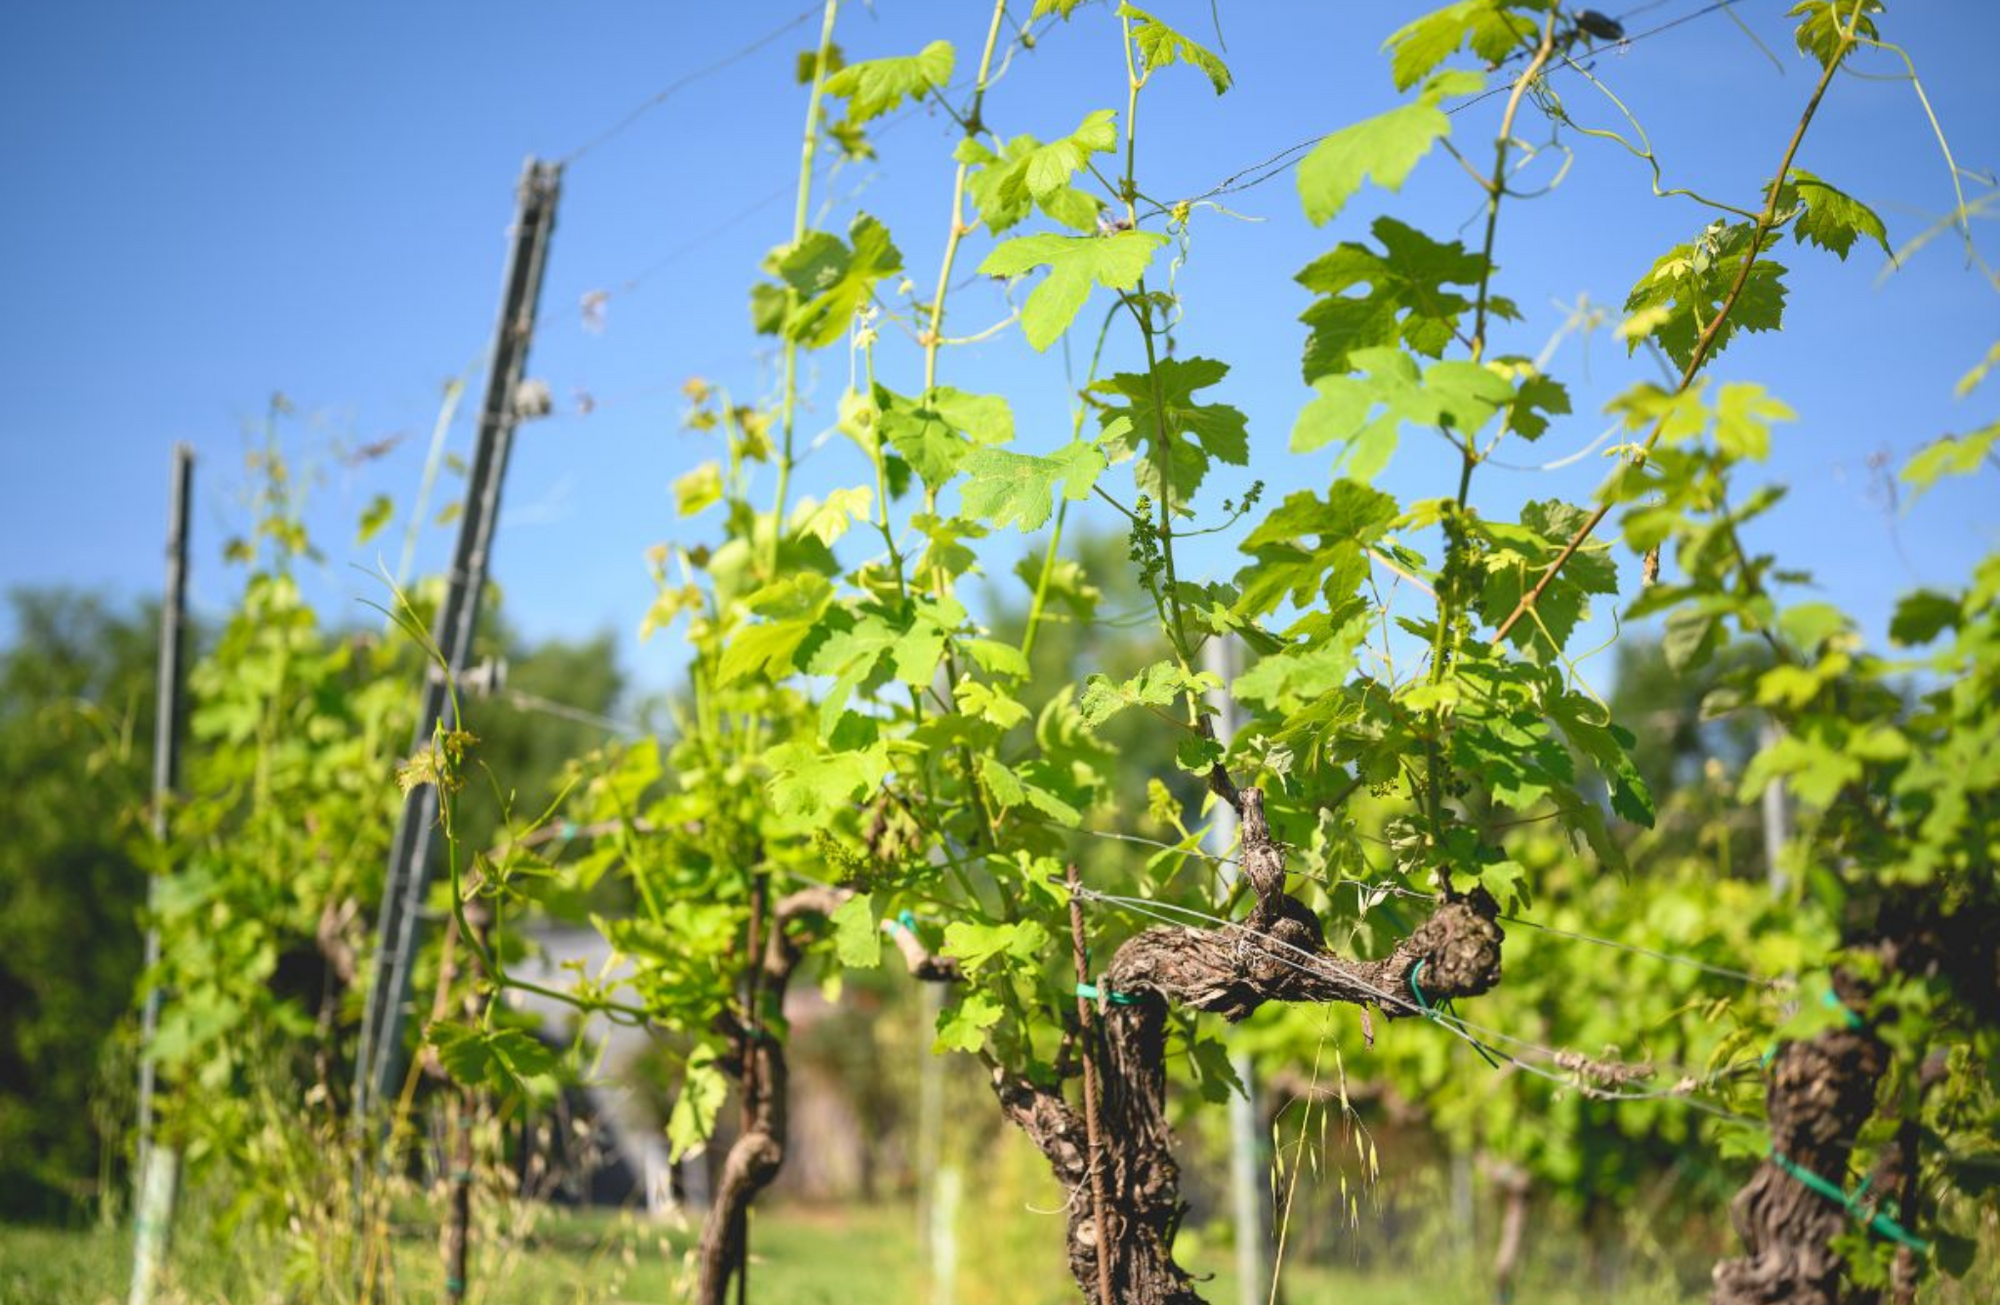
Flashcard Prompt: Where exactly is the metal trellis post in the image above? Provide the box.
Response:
[130,442,193,1305]
[352,157,562,1134]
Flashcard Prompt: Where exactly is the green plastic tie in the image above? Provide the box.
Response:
[1075,981,1138,1006]
[1409,959,1434,1015]
[446,1276,467,1294]
[451,1168,475,1184]
[1821,988,1867,1030]
[1408,959,1502,1069]
[1768,1149,1931,1253]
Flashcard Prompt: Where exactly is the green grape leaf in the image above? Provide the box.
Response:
[1738,730,1861,808]
[789,486,874,546]
[667,1049,728,1160]
[1174,733,1224,773]
[1235,481,1398,617]
[356,493,393,544]
[1472,499,1619,658]
[824,40,955,123]
[1233,630,1367,711]
[749,281,789,335]
[1451,712,1573,812]
[429,1023,558,1096]
[1956,342,2000,398]
[1297,69,1482,226]
[1241,482,1399,553]
[1079,661,1214,726]
[935,990,1005,1053]
[1777,601,1848,655]
[959,441,1107,531]
[979,754,1028,808]
[979,229,1169,351]
[911,512,989,588]
[942,920,1052,971]
[1384,1,1538,91]
[1623,221,1788,373]
[1548,691,1655,827]
[1901,420,1999,504]
[1789,0,1879,68]
[807,608,903,730]
[1778,169,1890,260]
[1888,589,1961,647]
[960,120,1113,236]
[765,740,889,818]
[1024,109,1120,201]
[673,462,723,517]
[1713,382,1795,462]
[1661,604,1720,674]
[1294,347,1512,482]
[829,893,882,968]
[716,573,834,685]
[1297,218,1503,382]
[775,214,905,350]
[1019,772,1084,827]
[797,44,844,86]
[889,594,966,687]
[1187,1034,1248,1103]
[873,384,1016,491]
[1094,356,1247,512]
[1499,366,1570,441]
[962,637,1031,681]
[1119,4,1232,93]
[956,678,1032,729]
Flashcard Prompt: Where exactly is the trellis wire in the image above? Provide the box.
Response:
[1071,886,1764,1126]
[1158,0,1774,213]
[559,6,824,167]
[1072,824,1782,988]
[584,7,1059,306]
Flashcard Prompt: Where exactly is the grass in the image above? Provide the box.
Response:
[0,1204,914,1305]
[0,1199,1711,1305]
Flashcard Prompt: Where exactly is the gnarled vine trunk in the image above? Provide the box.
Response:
[1713,897,1999,1305]
[694,885,950,1305]
[994,786,1505,1304]
[1711,1011,1888,1305]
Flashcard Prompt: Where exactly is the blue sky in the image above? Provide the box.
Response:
[3,1,1995,695]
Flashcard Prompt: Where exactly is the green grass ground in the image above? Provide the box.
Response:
[0,1201,1709,1305]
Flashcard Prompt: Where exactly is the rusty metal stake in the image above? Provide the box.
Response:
[1066,863,1115,1305]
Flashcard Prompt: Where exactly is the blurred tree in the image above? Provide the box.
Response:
[1600,637,1770,878]
[0,585,629,1222]
[0,590,157,1222]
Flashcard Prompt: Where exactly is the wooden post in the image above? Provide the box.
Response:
[352,157,562,1132]
[130,443,193,1305]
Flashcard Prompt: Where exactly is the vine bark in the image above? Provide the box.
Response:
[693,885,951,1305]
[995,786,1504,1304]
